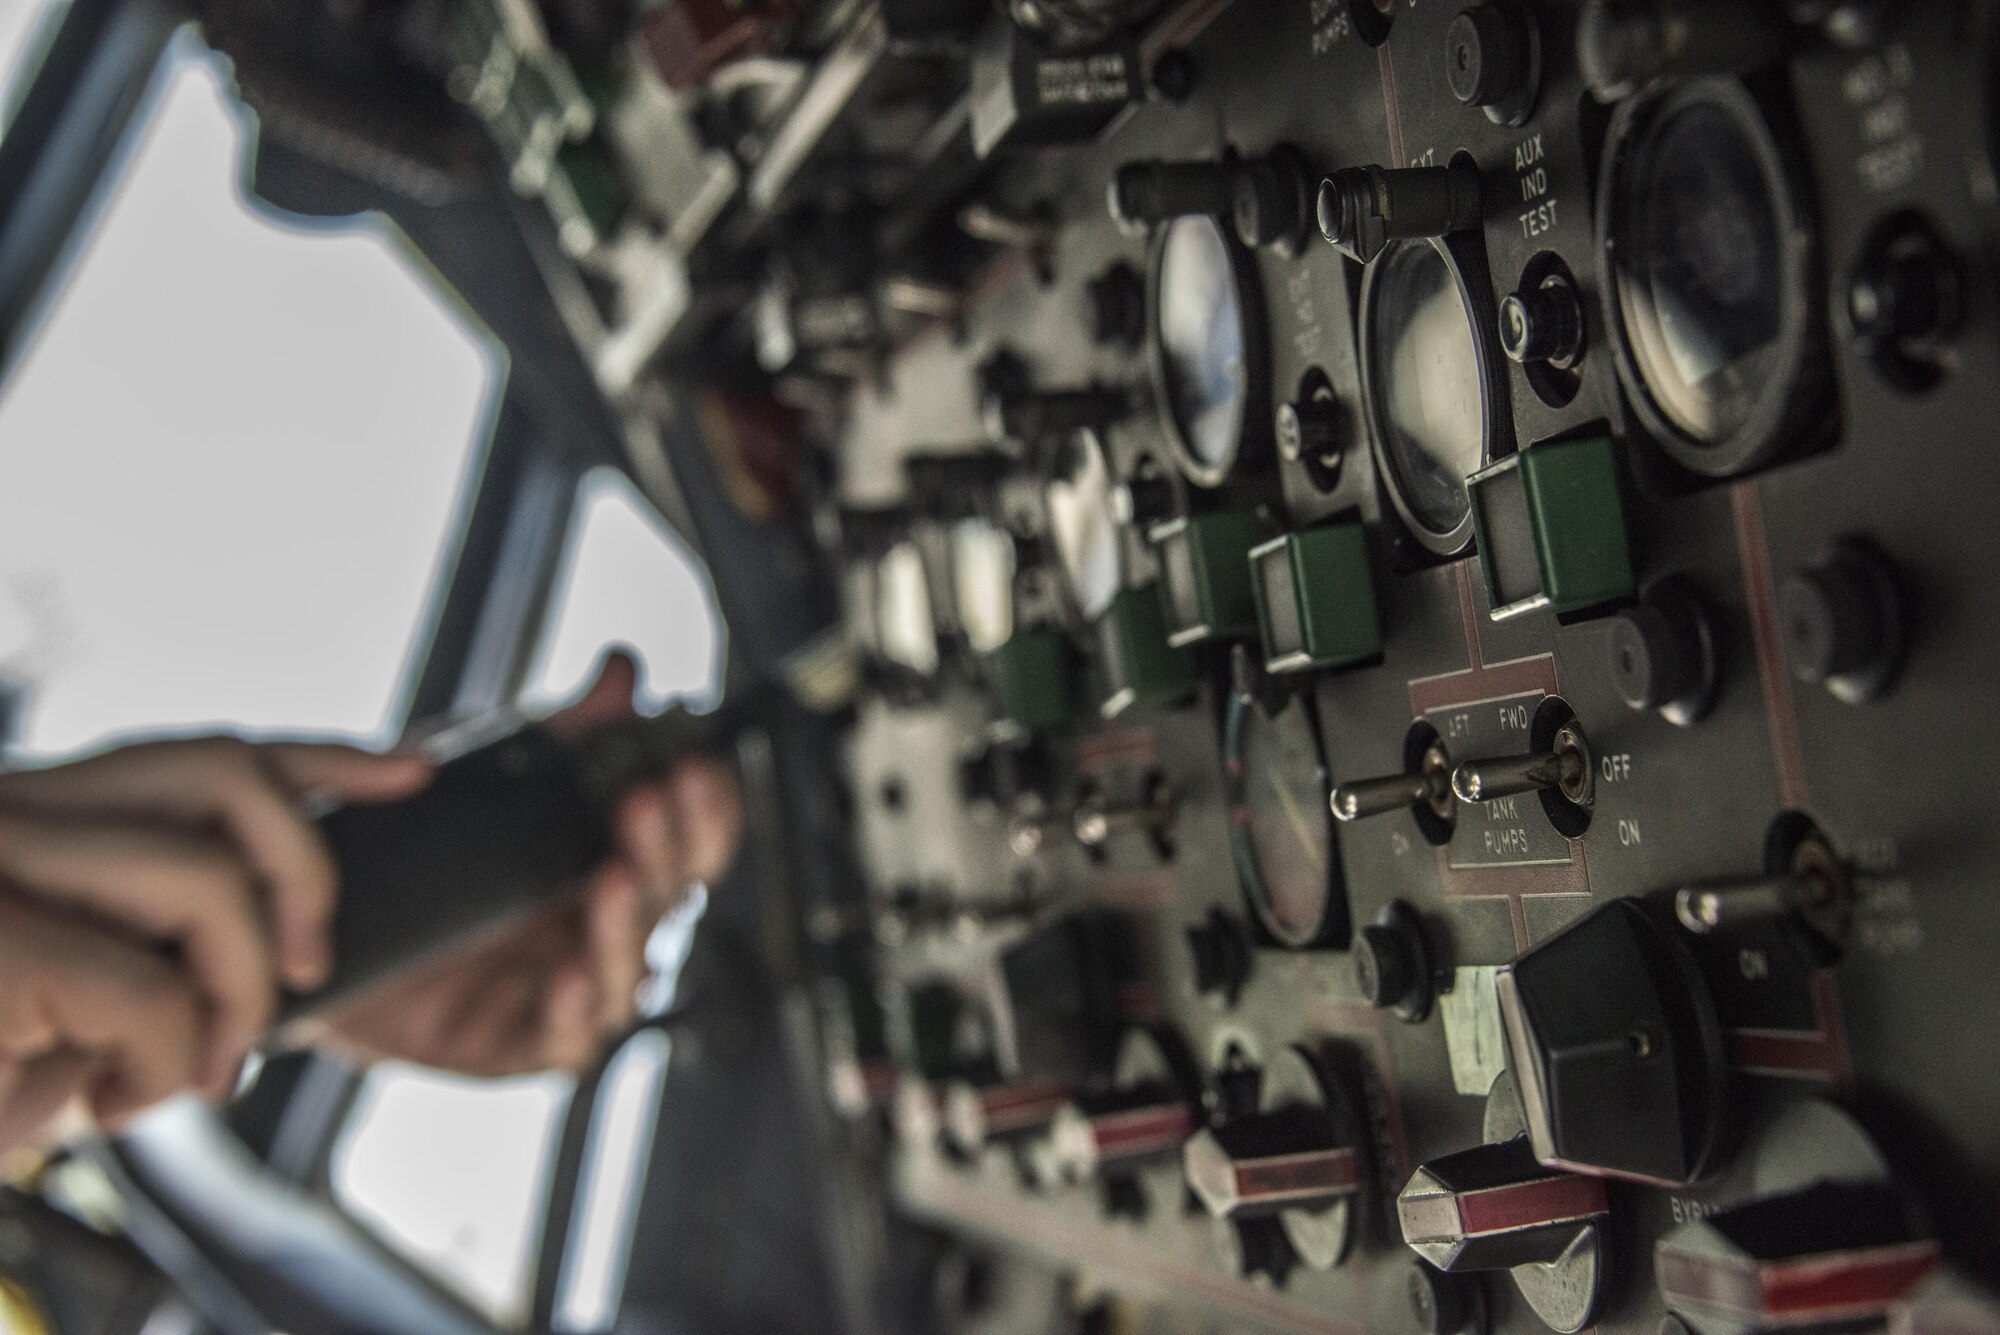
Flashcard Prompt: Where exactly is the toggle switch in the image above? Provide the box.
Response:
[1655,1181,1941,1333]
[1674,821,1850,945]
[1108,158,1240,227]
[1317,161,1484,263]
[1450,719,1593,808]
[1183,1044,1368,1271]
[1332,738,1454,825]
[1072,772,1176,852]
[1186,907,1252,1007]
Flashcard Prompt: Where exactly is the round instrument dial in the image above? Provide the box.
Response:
[1599,78,1822,476]
[1225,687,1347,949]
[1360,236,1505,555]
[1045,431,1122,621]
[1149,214,1267,487]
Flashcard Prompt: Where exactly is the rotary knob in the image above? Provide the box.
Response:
[1497,897,1731,1186]
[1780,537,1904,704]
[1656,1180,1940,1332]
[1046,1027,1199,1185]
[1398,1071,1611,1333]
[1607,577,1719,726]
[941,1076,1072,1157]
[1182,1044,1368,1272]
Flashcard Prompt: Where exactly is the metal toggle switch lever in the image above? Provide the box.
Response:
[1332,737,1454,823]
[1450,720,1593,808]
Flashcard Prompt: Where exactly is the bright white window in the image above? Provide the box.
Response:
[0,36,495,758]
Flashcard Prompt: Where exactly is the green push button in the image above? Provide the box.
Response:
[1468,436,1634,620]
[987,625,1072,734]
[1150,509,1263,646]
[1250,522,1382,675]
[1097,584,1196,718]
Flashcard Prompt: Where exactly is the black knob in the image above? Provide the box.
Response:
[1317,162,1483,263]
[1185,907,1251,1006]
[1779,538,1903,704]
[1108,159,1236,227]
[1405,1260,1478,1335]
[1087,261,1146,348]
[1353,901,1433,1023]
[1497,897,1731,1186]
[1847,216,1962,392]
[1275,390,1344,469]
[1232,149,1313,254]
[1499,275,1583,368]
[1606,577,1716,725]
[1111,459,1177,527]
[988,385,1132,443]
[1148,46,1197,101]
[1577,0,1792,103]
[1446,1,1536,119]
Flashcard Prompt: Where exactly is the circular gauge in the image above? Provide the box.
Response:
[949,518,1016,654]
[1598,78,1824,477]
[875,540,940,674]
[1148,214,1269,487]
[1044,430,1122,621]
[1359,234,1508,555]
[1224,686,1348,949]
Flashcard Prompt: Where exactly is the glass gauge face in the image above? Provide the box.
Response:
[950,518,1016,654]
[1155,215,1250,479]
[1227,692,1341,948]
[1045,433,1121,620]
[1366,239,1488,544]
[876,541,939,673]
[1611,98,1788,446]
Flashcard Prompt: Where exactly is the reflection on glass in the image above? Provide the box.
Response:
[1240,700,1331,939]
[1045,432,1121,619]
[1368,240,1486,540]
[1616,100,1786,444]
[1156,215,1248,473]
[951,518,1015,654]
[876,540,939,673]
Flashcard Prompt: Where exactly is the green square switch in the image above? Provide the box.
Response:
[1097,584,1196,718]
[1150,509,1262,646]
[1250,522,1382,675]
[987,625,1071,734]
[1468,436,1634,620]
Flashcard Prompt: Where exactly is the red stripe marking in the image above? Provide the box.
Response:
[1731,480,1809,810]
[1456,1173,1607,1236]
[1377,41,1405,170]
[1728,970,1853,1087]
[1075,727,1160,770]
[1236,1147,1359,1203]
[1091,1104,1196,1160]
[904,1164,1365,1335]
[1141,0,1235,65]
[1761,1243,1941,1318]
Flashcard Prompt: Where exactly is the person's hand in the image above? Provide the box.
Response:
[318,655,743,1077]
[0,737,431,1148]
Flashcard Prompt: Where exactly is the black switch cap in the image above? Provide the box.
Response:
[1497,897,1731,1186]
